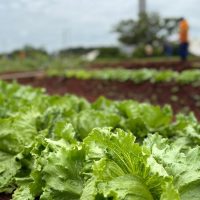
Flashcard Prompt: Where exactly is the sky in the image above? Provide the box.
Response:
[0,0,199,52]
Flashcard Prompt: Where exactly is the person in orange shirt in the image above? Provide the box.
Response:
[179,17,189,61]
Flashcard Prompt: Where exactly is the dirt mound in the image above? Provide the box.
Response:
[89,61,196,71]
[7,76,200,120]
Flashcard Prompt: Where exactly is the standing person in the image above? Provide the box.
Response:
[179,17,189,61]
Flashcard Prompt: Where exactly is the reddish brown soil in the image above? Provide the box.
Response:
[0,194,11,200]
[89,61,197,71]
[5,76,200,120]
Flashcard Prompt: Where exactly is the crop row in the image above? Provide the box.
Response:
[0,81,200,199]
[48,68,200,85]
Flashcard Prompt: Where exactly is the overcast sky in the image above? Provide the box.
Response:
[0,0,199,52]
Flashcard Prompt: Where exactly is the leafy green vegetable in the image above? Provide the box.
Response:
[144,134,200,200]
[72,110,121,139]
[83,128,179,200]
[49,68,200,84]
[0,81,199,199]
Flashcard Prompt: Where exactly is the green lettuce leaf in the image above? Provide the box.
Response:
[72,110,121,139]
[13,136,86,200]
[83,128,179,200]
[144,134,200,200]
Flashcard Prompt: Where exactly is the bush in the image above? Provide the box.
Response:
[98,47,122,58]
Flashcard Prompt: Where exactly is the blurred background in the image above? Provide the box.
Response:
[0,0,200,64]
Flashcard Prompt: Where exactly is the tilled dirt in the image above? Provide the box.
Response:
[89,60,199,71]
[6,76,200,120]
[0,194,11,200]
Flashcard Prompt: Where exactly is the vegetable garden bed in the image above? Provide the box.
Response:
[0,81,200,200]
[53,68,200,84]
[89,60,199,71]
[8,76,200,120]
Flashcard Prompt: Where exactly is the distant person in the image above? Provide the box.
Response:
[179,17,189,61]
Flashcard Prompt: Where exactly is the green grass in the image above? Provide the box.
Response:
[0,55,88,73]
[0,54,199,74]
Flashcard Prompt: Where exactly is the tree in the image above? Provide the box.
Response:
[114,13,179,46]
